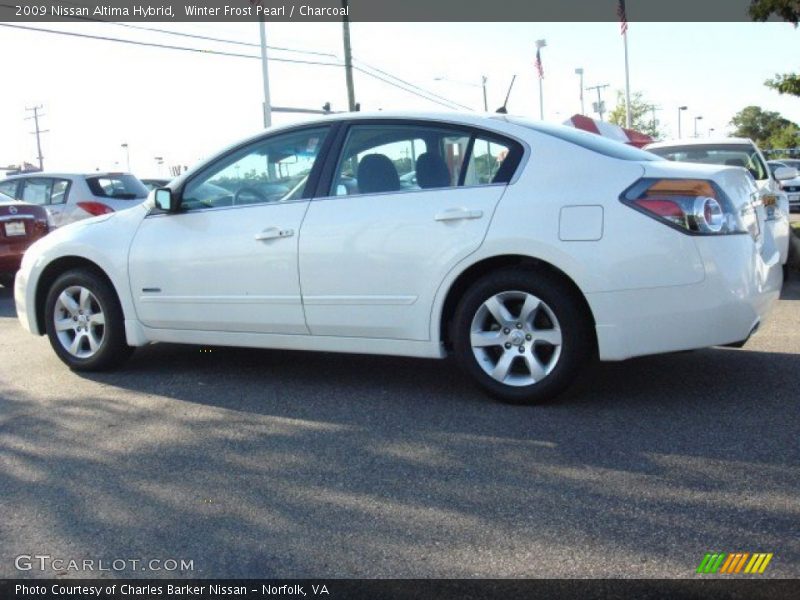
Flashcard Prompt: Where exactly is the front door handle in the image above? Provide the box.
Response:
[255,227,294,241]
[434,208,483,222]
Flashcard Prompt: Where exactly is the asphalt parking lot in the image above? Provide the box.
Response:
[1,276,798,579]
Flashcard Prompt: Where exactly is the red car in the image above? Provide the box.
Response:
[0,193,50,288]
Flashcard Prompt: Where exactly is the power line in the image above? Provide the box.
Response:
[0,23,469,111]
[0,23,342,67]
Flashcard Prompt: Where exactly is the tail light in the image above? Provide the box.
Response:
[76,201,114,216]
[621,178,757,237]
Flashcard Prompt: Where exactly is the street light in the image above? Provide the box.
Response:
[677,106,687,138]
[694,115,703,138]
[575,68,585,115]
[433,76,489,111]
[708,127,715,137]
[121,143,130,172]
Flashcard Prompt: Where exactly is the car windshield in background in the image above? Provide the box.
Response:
[648,144,768,180]
[85,174,149,200]
[508,117,662,162]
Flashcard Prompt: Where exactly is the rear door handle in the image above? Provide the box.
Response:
[434,208,483,222]
[255,227,294,241]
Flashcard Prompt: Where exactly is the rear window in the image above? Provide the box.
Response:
[647,144,768,181]
[85,175,149,199]
[508,118,661,161]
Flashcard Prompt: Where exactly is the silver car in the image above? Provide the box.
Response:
[0,173,149,228]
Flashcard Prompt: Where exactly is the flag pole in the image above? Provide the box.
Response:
[618,0,631,128]
[623,29,631,128]
[535,39,546,120]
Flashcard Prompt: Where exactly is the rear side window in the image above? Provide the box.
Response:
[86,175,149,200]
[21,178,53,205]
[331,123,523,197]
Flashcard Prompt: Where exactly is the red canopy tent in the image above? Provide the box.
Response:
[563,114,653,148]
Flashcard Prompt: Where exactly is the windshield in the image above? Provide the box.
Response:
[647,144,768,181]
[86,174,149,200]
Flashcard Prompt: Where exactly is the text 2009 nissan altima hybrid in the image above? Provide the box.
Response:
[14,113,783,404]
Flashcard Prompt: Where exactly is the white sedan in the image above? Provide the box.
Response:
[14,112,783,404]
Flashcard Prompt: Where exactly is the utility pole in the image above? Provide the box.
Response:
[586,84,609,121]
[25,105,48,171]
[341,0,356,111]
[481,75,488,112]
[258,18,272,127]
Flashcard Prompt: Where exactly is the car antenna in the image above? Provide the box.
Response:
[496,75,517,114]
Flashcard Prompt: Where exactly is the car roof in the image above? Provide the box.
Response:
[646,137,756,149]
[2,172,133,180]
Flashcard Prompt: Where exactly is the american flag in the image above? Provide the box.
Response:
[534,48,544,80]
[617,0,629,35]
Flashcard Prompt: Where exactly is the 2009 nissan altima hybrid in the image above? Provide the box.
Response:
[14,112,783,404]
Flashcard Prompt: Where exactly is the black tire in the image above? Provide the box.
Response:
[44,269,133,371]
[0,273,14,288]
[452,268,593,405]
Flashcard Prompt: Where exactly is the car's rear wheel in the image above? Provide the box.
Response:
[0,274,14,288]
[452,269,593,405]
[45,269,133,370]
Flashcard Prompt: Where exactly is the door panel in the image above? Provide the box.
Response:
[129,202,309,334]
[299,186,505,340]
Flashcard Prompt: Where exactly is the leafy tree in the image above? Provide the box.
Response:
[750,2,800,98]
[767,123,800,151]
[730,105,799,148]
[765,73,800,97]
[608,91,662,138]
[749,0,800,25]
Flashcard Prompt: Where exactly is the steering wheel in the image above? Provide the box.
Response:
[233,186,267,205]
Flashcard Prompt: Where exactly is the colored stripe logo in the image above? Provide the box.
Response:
[696,552,773,574]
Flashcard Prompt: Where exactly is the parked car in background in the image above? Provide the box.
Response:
[645,138,791,266]
[0,173,150,228]
[0,192,49,287]
[140,178,170,191]
[767,160,800,212]
[14,112,783,404]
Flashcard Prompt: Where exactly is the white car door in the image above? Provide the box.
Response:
[128,126,331,334]
[299,121,523,341]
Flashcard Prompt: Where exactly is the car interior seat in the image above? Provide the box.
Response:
[416,152,451,189]
[357,154,401,194]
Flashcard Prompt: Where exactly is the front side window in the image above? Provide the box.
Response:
[332,125,474,197]
[182,127,329,211]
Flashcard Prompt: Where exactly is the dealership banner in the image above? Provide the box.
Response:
[2,579,798,600]
[0,0,782,22]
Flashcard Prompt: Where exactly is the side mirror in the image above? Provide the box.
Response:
[154,188,178,212]
[773,166,799,181]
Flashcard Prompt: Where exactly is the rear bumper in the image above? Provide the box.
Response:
[588,234,782,361]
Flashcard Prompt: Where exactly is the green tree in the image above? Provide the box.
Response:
[767,123,800,151]
[765,73,800,97]
[608,91,662,138]
[749,0,800,25]
[750,2,800,98]
[730,105,799,148]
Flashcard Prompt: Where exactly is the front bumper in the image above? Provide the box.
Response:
[588,234,782,361]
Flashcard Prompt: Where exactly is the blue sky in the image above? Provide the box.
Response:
[1,21,798,176]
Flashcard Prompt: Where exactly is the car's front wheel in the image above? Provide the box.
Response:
[452,269,593,405]
[44,269,133,371]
